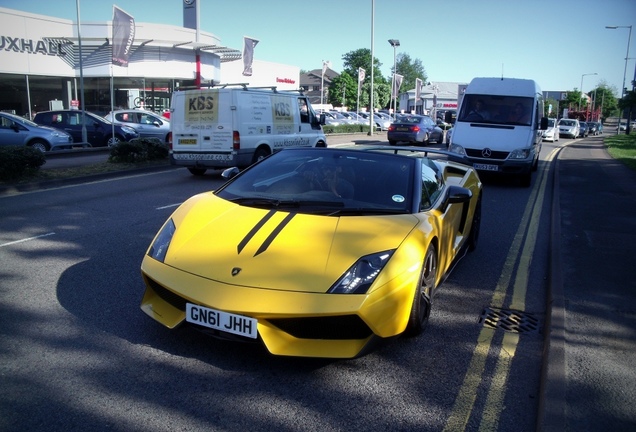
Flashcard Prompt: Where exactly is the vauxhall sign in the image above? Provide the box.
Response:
[0,36,65,56]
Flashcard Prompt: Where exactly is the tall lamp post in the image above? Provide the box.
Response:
[605,25,632,134]
[388,39,400,120]
[580,72,597,119]
[321,60,330,108]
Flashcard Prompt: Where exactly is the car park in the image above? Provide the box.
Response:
[557,118,580,138]
[0,111,74,152]
[140,145,482,358]
[387,114,444,145]
[542,118,560,142]
[578,121,589,138]
[104,109,171,142]
[34,110,139,147]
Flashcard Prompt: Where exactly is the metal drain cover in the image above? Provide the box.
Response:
[479,307,541,334]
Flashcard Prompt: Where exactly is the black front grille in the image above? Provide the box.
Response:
[145,276,187,311]
[465,149,510,160]
[269,315,373,340]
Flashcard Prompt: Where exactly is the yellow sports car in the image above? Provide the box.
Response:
[140,146,482,358]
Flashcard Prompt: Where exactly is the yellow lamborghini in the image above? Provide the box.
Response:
[140,146,482,358]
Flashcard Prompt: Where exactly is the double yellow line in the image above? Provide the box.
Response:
[444,148,559,431]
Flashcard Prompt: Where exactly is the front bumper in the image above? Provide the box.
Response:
[140,255,418,358]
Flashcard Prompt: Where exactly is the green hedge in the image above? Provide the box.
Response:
[323,124,378,134]
[108,137,169,163]
[0,146,46,181]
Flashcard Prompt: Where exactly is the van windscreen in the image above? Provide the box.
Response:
[459,94,533,126]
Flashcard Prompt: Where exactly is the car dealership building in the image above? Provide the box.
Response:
[0,6,300,119]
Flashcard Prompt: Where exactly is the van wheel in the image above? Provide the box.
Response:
[252,148,269,164]
[188,168,207,176]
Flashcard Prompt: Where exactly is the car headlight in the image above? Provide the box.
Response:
[509,148,531,159]
[328,250,394,294]
[448,143,466,156]
[148,219,176,262]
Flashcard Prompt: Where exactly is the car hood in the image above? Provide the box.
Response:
[163,194,419,293]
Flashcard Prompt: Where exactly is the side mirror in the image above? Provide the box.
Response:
[540,117,548,131]
[319,113,326,126]
[221,167,240,180]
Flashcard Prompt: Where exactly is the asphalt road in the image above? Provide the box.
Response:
[1,132,635,431]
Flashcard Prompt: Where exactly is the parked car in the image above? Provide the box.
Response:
[104,109,171,142]
[140,145,482,358]
[557,118,580,139]
[0,111,73,152]
[578,121,589,138]
[346,112,367,125]
[358,112,391,130]
[322,111,341,127]
[586,121,599,136]
[329,111,356,125]
[34,110,139,147]
[387,114,444,145]
[542,118,560,142]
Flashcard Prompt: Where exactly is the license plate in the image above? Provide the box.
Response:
[396,127,409,131]
[186,303,258,339]
[178,139,197,145]
[474,163,498,172]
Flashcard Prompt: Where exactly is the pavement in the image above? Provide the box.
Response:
[3,130,636,429]
[538,132,636,431]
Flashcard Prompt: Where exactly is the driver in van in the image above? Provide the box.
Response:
[468,99,491,120]
[508,103,530,124]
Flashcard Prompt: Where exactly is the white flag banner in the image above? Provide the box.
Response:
[358,68,366,83]
[242,36,259,76]
[415,78,423,101]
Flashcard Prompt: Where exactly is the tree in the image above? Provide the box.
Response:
[328,72,357,109]
[339,48,390,112]
[390,53,427,99]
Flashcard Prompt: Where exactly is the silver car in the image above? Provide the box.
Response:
[104,110,171,142]
[0,111,73,152]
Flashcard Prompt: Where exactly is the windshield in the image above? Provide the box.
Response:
[459,94,533,126]
[559,120,576,126]
[216,148,416,216]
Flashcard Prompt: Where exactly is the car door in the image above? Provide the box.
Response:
[0,114,25,146]
[138,112,164,140]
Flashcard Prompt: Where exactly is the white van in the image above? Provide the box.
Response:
[170,85,327,175]
[447,77,548,187]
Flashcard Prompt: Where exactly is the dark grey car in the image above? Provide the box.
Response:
[387,115,444,146]
[0,111,73,152]
[34,110,139,147]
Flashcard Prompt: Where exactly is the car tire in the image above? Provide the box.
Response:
[389,140,397,146]
[188,167,207,176]
[252,147,269,165]
[468,194,481,252]
[405,243,436,337]
[29,140,49,152]
[106,135,123,147]
[422,132,430,146]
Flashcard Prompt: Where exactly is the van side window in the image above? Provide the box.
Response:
[299,98,309,123]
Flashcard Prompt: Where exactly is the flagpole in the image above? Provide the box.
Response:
[110,62,115,141]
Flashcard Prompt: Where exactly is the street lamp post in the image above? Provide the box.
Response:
[605,25,632,134]
[580,72,597,119]
[321,60,330,108]
[388,39,400,120]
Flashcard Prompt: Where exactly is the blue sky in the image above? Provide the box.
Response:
[2,0,635,95]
